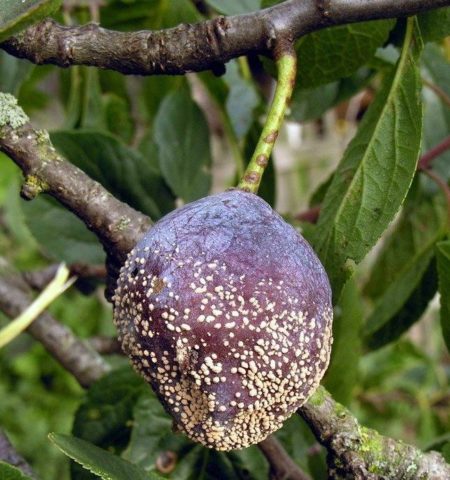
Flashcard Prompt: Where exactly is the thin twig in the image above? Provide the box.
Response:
[258,436,311,480]
[1,0,449,76]
[298,136,450,224]
[0,258,110,388]
[423,78,450,109]
[88,336,122,355]
[418,135,450,170]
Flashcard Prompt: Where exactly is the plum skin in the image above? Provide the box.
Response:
[113,189,333,451]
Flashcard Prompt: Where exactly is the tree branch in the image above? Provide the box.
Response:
[259,436,311,480]
[0,429,35,478]
[0,93,151,297]
[299,387,450,479]
[1,0,449,76]
[0,258,110,388]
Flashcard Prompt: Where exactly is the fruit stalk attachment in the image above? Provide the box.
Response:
[238,49,297,193]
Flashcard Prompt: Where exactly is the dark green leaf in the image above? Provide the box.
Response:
[49,433,160,480]
[73,367,145,449]
[367,259,438,350]
[125,390,268,480]
[154,89,212,202]
[324,276,363,404]
[436,240,450,352]
[0,51,34,95]
[418,7,450,43]
[141,76,186,124]
[101,0,199,31]
[21,196,105,264]
[290,82,339,123]
[0,461,33,480]
[224,60,260,140]
[442,442,450,463]
[312,20,423,300]
[205,0,260,15]
[296,20,395,88]
[103,93,134,143]
[50,130,175,219]
[363,183,447,348]
[0,0,61,42]
[79,68,107,130]
[290,68,374,123]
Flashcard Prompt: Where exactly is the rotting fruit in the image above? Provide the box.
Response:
[113,190,333,450]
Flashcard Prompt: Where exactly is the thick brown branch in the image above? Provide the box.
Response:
[0,258,110,388]
[299,387,450,479]
[2,0,449,76]
[0,94,151,297]
[259,436,311,480]
[0,429,35,478]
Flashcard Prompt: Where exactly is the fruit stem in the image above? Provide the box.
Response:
[238,50,297,194]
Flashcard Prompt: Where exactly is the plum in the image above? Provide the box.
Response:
[113,189,333,450]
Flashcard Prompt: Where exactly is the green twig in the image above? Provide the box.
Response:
[0,264,75,349]
[237,51,297,193]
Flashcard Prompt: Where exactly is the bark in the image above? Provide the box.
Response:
[1,1,449,76]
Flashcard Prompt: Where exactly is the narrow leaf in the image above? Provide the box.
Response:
[313,19,423,300]
[323,276,363,404]
[367,259,438,350]
[49,433,161,480]
[0,264,73,349]
[0,0,61,42]
[364,186,446,345]
[154,89,212,202]
[436,240,450,352]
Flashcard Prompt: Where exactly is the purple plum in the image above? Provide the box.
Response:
[113,190,333,450]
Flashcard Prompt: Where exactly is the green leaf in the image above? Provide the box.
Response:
[290,68,373,123]
[103,93,134,143]
[312,19,423,300]
[224,60,260,140]
[296,20,395,89]
[50,130,175,220]
[0,0,61,43]
[141,76,186,124]
[418,7,450,43]
[364,186,446,346]
[367,259,438,350]
[205,0,260,15]
[436,240,450,352]
[21,196,105,264]
[49,433,160,480]
[0,51,34,96]
[324,276,363,404]
[154,89,212,202]
[125,391,268,480]
[101,0,200,31]
[73,367,146,449]
[0,461,33,480]
[442,442,450,463]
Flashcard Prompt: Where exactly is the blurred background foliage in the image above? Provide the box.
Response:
[0,0,449,479]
